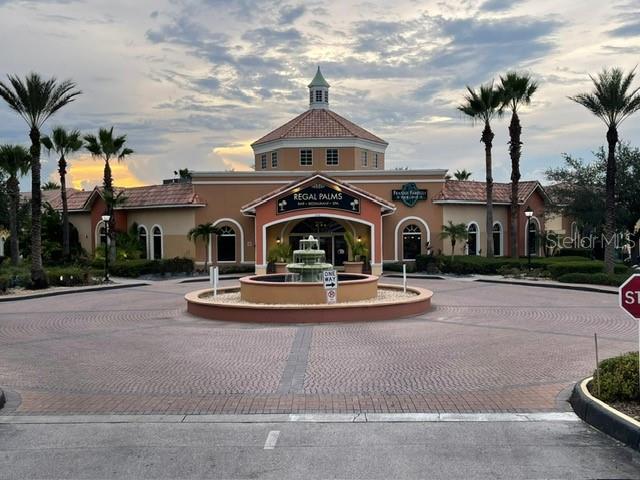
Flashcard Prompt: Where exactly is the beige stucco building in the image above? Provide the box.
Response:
[31,68,569,272]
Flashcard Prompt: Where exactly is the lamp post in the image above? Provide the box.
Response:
[101,214,111,282]
[524,205,533,270]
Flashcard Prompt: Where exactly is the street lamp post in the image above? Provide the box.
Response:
[524,205,533,270]
[101,214,111,282]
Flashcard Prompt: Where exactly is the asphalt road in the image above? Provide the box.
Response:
[1,415,639,479]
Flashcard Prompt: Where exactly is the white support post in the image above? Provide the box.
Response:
[214,266,219,297]
[402,264,407,293]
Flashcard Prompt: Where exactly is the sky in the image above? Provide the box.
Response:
[0,0,639,191]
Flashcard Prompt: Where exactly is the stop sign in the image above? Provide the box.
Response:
[619,274,640,319]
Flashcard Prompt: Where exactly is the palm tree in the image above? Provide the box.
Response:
[0,73,81,288]
[0,145,31,266]
[453,169,472,181]
[84,127,133,258]
[42,181,60,190]
[187,223,220,270]
[458,83,502,257]
[440,221,468,260]
[498,72,538,259]
[41,127,83,260]
[570,68,640,273]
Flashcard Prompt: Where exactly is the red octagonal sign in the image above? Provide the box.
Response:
[620,274,640,319]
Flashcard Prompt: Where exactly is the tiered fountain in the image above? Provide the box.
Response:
[185,235,433,323]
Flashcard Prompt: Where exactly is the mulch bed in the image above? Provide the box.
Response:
[609,400,640,422]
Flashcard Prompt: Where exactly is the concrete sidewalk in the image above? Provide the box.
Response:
[1,414,638,479]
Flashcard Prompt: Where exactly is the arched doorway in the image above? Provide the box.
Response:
[467,223,479,256]
[288,217,348,266]
[402,224,421,260]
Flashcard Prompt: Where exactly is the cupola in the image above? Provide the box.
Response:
[308,66,329,109]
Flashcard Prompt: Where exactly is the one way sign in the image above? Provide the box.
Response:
[323,270,337,290]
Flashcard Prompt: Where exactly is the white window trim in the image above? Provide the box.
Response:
[151,224,164,260]
[212,218,245,262]
[525,216,541,257]
[492,221,503,257]
[137,224,149,260]
[393,216,431,261]
[299,148,313,167]
[467,221,480,256]
[401,224,423,261]
[325,148,339,166]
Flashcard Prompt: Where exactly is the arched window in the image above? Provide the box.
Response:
[138,225,148,259]
[0,235,6,257]
[402,224,421,260]
[570,221,578,246]
[527,219,539,256]
[467,223,479,256]
[152,226,162,260]
[493,222,502,257]
[217,225,236,262]
[98,223,107,246]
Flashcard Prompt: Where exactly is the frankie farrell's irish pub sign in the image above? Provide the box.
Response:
[277,182,360,214]
[392,182,427,208]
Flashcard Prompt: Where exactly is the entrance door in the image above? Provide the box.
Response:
[334,235,347,266]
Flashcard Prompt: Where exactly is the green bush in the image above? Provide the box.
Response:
[547,262,604,278]
[593,352,639,402]
[217,264,255,274]
[556,248,593,258]
[46,267,94,287]
[0,275,8,292]
[415,255,438,272]
[107,257,195,278]
[437,256,546,275]
[383,262,416,273]
[557,272,631,287]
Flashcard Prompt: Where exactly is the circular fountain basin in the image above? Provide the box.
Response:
[185,282,433,323]
[241,273,377,305]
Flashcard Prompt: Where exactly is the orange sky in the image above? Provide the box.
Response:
[51,155,145,191]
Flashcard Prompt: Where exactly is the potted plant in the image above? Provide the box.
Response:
[268,242,292,273]
[344,231,369,274]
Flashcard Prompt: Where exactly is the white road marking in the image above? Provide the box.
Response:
[263,430,280,449]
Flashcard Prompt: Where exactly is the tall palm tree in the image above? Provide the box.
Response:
[453,169,472,181]
[458,82,502,257]
[41,127,83,260]
[187,223,220,270]
[570,68,640,273]
[0,74,81,287]
[84,127,133,258]
[498,72,538,259]
[440,221,469,260]
[84,127,133,197]
[42,181,60,190]
[0,145,31,266]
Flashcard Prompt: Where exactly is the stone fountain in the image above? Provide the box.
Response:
[286,235,333,282]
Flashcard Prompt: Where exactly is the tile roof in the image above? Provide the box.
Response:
[433,180,541,204]
[241,173,396,214]
[252,108,388,146]
[23,183,204,211]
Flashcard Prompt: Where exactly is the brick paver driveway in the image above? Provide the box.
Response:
[0,278,635,415]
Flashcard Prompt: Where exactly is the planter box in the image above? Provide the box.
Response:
[343,261,364,274]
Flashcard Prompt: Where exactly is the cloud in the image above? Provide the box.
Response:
[61,154,146,191]
[279,4,305,23]
[481,0,524,11]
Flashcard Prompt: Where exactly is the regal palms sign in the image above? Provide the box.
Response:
[392,183,427,208]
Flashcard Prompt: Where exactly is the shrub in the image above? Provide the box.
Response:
[0,275,8,293]
[46,267,93,287]
[415,255,438,272]
[383,262,416,273]
[556,248,593,258]
[557,272,631,286]
[547,261,604,278]
[217,264,255,274]
[593,352,639,402]
[107,257,195,278]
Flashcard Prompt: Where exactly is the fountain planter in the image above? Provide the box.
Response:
[240,273,377,305]
[343,261,364,274]
[273,262,288,274]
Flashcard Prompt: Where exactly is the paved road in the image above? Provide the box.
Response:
[1,415,639,479]
[0,278,635,414]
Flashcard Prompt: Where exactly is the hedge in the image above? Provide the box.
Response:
[592,352,639,402]
[106,257,195,278]
[557,272,632,287]
[383,262,417,273]
[46,267,95,287]
[556,248,593,258]
[547,262,604,278]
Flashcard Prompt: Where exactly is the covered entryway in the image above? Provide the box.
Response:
[240,173,396,275]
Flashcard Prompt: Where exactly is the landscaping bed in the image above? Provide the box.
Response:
[589,351,640,422]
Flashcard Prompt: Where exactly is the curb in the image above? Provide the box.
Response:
[0,282,149,303]
[383,274,445,280]
[179,275,246,284]
[570,377,640,451]
[475,278,617,295]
